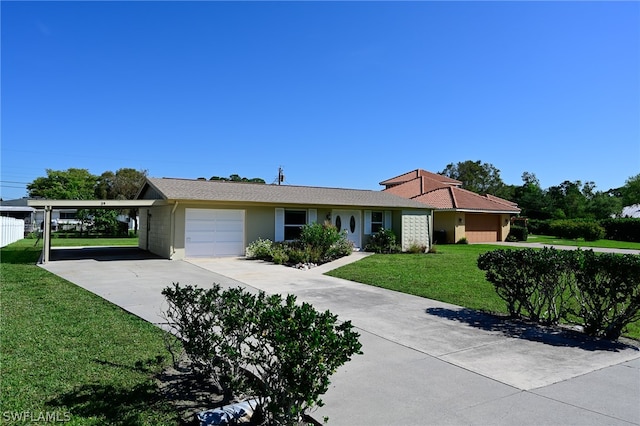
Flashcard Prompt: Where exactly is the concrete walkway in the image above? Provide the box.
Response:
[41,248,640,425]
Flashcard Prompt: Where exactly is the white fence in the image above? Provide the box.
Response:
[1,217,25,248]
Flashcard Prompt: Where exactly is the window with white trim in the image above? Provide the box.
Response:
[284,210,306,240]
[371,211,384,233]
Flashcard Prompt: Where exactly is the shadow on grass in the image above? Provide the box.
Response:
[0,245,42,264]
[46,381,176,425]
[425,307,639,352]
[47,356,179,424]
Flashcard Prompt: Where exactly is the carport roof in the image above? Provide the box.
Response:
[140,177,434,209]
[28,199,167,209]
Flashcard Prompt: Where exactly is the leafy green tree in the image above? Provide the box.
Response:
[440,160,505,195]
[620,174,640,207]
[95,171,116,199]
[210,174,265,183]
[513,172,549,219]
[546,181,589,219]
[586,191,622,219]
[112,168,147,234]
[27,168,98,199]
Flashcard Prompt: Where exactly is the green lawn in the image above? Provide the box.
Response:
[327,244,640,340]
[33,235,140,247]
[0,239,179,425]
[528,234,640,250]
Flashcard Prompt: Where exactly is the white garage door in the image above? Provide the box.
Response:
[185,209,245,257]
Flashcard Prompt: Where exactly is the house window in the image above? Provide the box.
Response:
[371,211,384,233]
[59,211,77,219]
[284,210,306,240]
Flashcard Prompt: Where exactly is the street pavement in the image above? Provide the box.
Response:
[40,246,640,425]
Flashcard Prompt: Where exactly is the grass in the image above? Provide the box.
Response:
[0,239,179,425]
[327,243,640,340]
[30,235,140,247]
[527,234,640,250]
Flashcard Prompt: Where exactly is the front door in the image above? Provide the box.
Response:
[332,210,361,249]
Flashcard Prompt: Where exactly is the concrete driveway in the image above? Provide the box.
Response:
[41,247,640,426]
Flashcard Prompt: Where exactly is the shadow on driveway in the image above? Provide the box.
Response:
[50,246,163,262]
[426,307,639,352]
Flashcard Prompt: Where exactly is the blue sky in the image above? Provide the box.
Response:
[2,1,638,200]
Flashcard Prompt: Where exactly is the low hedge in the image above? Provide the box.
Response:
[477,248,640,340]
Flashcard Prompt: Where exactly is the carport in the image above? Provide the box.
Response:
[27,199,167,263]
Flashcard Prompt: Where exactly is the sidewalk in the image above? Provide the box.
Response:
[41,249,640,425]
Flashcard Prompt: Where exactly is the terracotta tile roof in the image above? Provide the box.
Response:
[381,170,520,213]
[380,169,461,187]
[414,188,455,209]
[142,177,433,209]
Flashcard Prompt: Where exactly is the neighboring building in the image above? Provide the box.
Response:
[1,198,38,234]
[380,169,521,243]
[621,204,640,218]
[0,205,36,235]
[135,177,434,260]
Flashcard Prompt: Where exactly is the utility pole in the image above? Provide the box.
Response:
[277,167,285,185]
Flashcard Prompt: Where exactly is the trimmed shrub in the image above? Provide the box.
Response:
[506,225,528,242]
[478,248,640,340]
[600,218,640,243]
[527,219,552,236]
[571,251,640,340]
[456,237,469,244]
[162,283,363,425]
[549,219,605,241]
[477,248,574,325]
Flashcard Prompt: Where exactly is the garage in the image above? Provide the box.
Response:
[465,213,500,243]
[185,208,245,257]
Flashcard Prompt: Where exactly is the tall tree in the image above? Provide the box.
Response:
[112,168,148,199]
[513,172,549,219]
[108,168,148,234]
[27,168,98,199]
[440,160,505,195]
[546,180,590,219]
[620,174,640,207]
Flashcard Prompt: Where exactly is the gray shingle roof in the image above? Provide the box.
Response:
[143,177,433,209]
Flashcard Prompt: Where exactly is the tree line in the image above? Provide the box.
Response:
[24,163,640,223]
[440,160,640,220]
[27,168,148,235]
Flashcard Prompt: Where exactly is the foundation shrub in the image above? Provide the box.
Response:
[298,222,344,256]
[246,238,274,260]
[270,244,289,265]
[406,242,427,254]
[364,228,399,254]
[246,222,352,266]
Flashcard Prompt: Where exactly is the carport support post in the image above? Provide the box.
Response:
[42,206,52,263]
